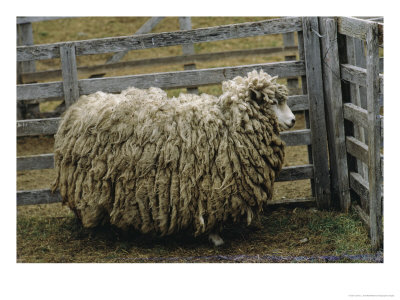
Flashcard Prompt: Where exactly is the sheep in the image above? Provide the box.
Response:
[52,69,296,246]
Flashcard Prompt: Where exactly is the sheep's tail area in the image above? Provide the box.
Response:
[52,82,285,237]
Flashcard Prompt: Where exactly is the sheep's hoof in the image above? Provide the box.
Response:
[208,233,224,247]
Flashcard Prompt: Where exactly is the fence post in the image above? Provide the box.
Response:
[282,32,298,94]
[17,22,39,119]
[297,29,315,199]
[60,43,80,108]
[179,17,199,95]
[366,23,383,251]
[301,17,331,209]
[319,17,351,212]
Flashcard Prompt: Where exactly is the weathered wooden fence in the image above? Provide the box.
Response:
[16,16,384,250]
[318,16,384,250]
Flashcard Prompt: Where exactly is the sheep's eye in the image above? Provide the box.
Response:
[272,99,278,105]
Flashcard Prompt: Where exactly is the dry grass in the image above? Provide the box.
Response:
[17,204,373,263]
[17,17,375,263]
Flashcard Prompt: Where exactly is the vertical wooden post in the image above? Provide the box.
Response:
[297,29,315,198]
[17,22,38,119]
[17,22,36,76]
[366,23,383,251]
[60,43,80,108]
[320,17,351,212]
[179,17,198,95]
[283,32,298,94]
[301,17,331,209]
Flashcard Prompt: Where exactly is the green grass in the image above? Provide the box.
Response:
[17,204,373,263]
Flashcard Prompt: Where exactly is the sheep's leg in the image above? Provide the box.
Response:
[208,233,224,246]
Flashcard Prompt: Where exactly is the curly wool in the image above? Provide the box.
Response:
[52,70,286,236]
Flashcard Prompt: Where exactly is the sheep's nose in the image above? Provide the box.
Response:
[291,118,296,126]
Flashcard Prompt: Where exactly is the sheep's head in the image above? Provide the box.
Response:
[238,70,296,130]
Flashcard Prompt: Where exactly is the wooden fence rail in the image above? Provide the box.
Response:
[17,61,306,101]
[17,17,303,62]
[19,46,298,83]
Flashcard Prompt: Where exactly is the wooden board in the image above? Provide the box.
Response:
[301,17,331,209]
[60,43,80,107]
[20,46,299,83]
[17,189,314,206]
[17,61,305,101]
[17,153,54,171]
[17,17,303,62]
[366,23,383,250]
[319,17,351,212]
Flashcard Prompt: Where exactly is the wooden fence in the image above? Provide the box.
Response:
[318,17,384,250]
[16,16,384,250]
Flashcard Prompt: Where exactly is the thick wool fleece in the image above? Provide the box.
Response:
[52,70,286,236]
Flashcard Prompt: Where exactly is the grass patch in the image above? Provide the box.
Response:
[17,204,373,263]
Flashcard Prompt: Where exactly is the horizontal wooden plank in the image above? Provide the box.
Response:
[17,81,63,101]
[287,94,309,111]
[16,133,310,171]
[346,136,368,164]
[17,189,62,206]
[349,171,369,203]
[17,17,303,62]
[17,153,54,171]
[341,64,384,93]
[16,187,315,206]
[343,103,368,127]
[280,129,311,146]
[276,164,314,182]
[268,197,315,206]
[20,46,299,83]
[17,61,306,101]
[353,203,370,229]
[17,17,74,24]
[17,117,60,137]
[338,17,383,45]
[79,61,306,95]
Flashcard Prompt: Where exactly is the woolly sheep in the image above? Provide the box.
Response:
[52,70,296,246]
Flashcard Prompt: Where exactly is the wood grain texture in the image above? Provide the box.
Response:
[366,23,383,250]
[338,17,384,45]
[17,189,62,206]
[179,17,199,94]
[17,118,60,137]
[320,17,350,212]
[343,103,368,128]
[302,17,331,209]
[78,61,306,95]
[349,172,370,212]
[280,129,311,146]
[17,153,54,171]
[17,61,305,101]
[341,64,384,93]
[60,44,79,107]
[346,136,368,164]
[20,46,299,83]
[17,17,303,62]
[106,17,164,64]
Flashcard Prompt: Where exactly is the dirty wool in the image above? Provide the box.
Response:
[52,70,286,237]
